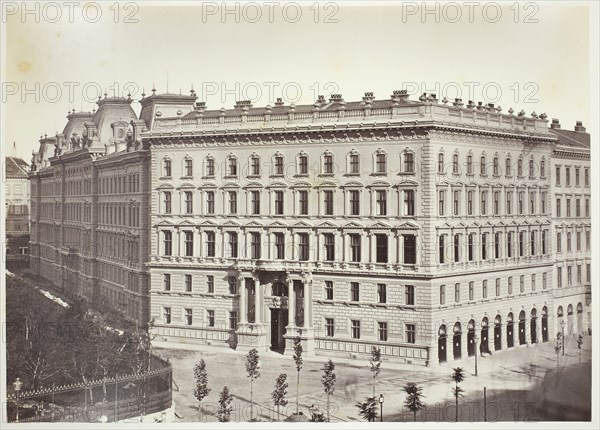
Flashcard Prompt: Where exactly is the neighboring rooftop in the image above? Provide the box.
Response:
[549,119,590,148]
[5,156,29,178]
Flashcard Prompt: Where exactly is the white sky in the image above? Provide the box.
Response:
[1,1,596,161]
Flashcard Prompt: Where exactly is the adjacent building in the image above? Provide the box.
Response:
[28,90,591,365]
[5,150,30,265]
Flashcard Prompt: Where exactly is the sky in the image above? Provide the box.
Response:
[1,1,596,162]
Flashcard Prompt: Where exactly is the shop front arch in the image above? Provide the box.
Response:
[438,324,447,364]
[453,322,462,360]
[506,312,514,348]
[467,319,476,357]
[541,306,548,342]
[494,314,502,351]
[530,308,538,344]
[576,303,583,335]
[480,317,489,354]
[567,304,574,336]
[518,310,526,345]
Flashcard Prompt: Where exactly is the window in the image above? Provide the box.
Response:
[453,154,459,174]
[518,192,524,215]
[163,159,172,177]
[565,167,571,186]
[404,152,414,173]
[249,155,260,176]
[481,233,487,260]
[323,154,334,174]
[453,190,460,215]
[467,190,473,215]
[184,231,194,256]
[542,230,547,254]
[480,191,487,215]
[274,155,284,175]
[438,190,446,216]
[207,310,215,327]
[519,231,525,257]
[405,285,415,305]
[376,190,387,216]
[555,166,561,186]
[207,275,215,293]
[556,198,561,217]
[495,278,501,296]
[344,152,359,175]
[376,152,387,173]
[325,281,334,300]
[206,191,215,214]
[469,281,474,301]
[350,234,361,262]
[567,232,572,252]
[185,274,193,292]
[206,158,215,177]
[376,234,388,263]
[540,159,545,177]
[482,280,488,298]
[493,191,499,215]
[529,192,536,214]
[517,159,523,177]
[587,264,591,284]
[299,190,309,215]
[163,231,172,255]
[403,235,416,264]
[438,235,446,263]
[298,154,308,175]
[519,275,524,293]
[163,191,172,214]
[480,155,487,175]
[454,283,460,302]
[506,192,512,214]
[530,231,536,255]
[350,282,360,301]
[349,190,360,215]
[529,159,535,177]
[274,191,284,215]
[439,285,446,305]
[507,232,514,257]
[557,233,562,252]
[227,276,236,294]
[228,191,237,214]
[298,233,309,261]
[557,267,562,288]
[250,232,261,259]
[467,155,473,175]
[324,190,334,215]
[576,198,581,217]
[274,233,285,259]
[575,168,580,186]
[508,277,513,295]
[438,153,444,173]
[323,233,335,261]
[376,283,387,303]
[405,324,416,344]
[184,158,193,177]
[206,231,216,257]
[531,274,536,291]
[541,192,547,214]
[251,191,260,215]
[228,157,237,177]
[585,168,589,186]
[229,311,238,330]
[377,322,387,342]
[586,231,590,250]
[163,307,171,324]
[454,234,460,262]
[404,190,415,216]
[566,198,571,217]
[505,158,512,176]
[351,320,361,339]
[163,274,171,291]
[184,191,193,214]
[585,199,590,217]
[494,232,500,258]
[468,233,475,261]
[228,232,238,258]
[493,157,499,176]
[325,318,335,337]
[185,308,193,325]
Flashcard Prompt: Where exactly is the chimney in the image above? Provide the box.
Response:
[274,97,285,107]
[574,121,586,132]
[550,118,561,129]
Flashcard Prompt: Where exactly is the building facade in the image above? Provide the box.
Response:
[5,153,30,264]
[28,90,591,365]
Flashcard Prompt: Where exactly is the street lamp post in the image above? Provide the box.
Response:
[379,394,384,422]
[561,320,566,356]
[474,332,479,377]
[13,378,22,423]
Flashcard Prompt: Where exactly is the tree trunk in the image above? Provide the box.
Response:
[296,371,300,415]
[250,380,254,421]
[327,394,330,422]
[414,410,417,422]
[277,404,280,422]
[372,378,375,397]
[455,387,458,422]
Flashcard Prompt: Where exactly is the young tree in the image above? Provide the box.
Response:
[193,359,209,418]
[245,349,261,421]
[321,360,336,422]
[356,397,378,422]
[369,347,382,397]
[271,373,288,421]
[292,336,303,415]
[450,367,466,422]
[554,333,562,372]
[403,382,425,422]
[217,386,233,422]
[577,335,583,365]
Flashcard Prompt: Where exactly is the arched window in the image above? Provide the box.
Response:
[557,306,563,317]
[452,153,459,174]
[205,156,215,177]
[297,151,309,175]
[273,152,284,176]
[322,150,334,175]
[374,149,387,174]
[493,157,499,176]
[227,154,238,177]
[540,159,546,177]
[348,150,360,174]
[467,154,473,175]
[437,153,445,173]
[163,158,172,177]
[249,153,261,176]
[505,157,512,176]
[529,159,535,177]
[403,151,415,173]
[271,282,288,297]
[517,158,523,177]
[480,155,486,175]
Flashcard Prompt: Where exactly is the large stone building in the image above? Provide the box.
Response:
[28,90,591,365]
[5,148,30,265]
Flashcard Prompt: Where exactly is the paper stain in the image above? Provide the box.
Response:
[17,60,31,73]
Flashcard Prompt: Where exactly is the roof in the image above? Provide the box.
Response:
[549,128,590,149]
[5,157,29,178]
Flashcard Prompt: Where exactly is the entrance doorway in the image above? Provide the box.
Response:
[467,320,475,357]
[453,322,462,360]
[519,310,526,345]
[541,307,548,342]
[270,308,288,352]
[507,312,514,348]
[438,325,447,364]
[494,315,502,351]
